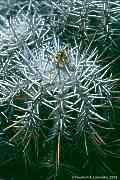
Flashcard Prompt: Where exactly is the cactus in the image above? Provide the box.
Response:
[0,0,120,180]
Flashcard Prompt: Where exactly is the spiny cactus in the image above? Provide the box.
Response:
[0,33,118,178]
[0,0,120,180]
